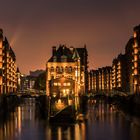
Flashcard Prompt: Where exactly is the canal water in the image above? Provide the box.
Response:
[0,98,140,140]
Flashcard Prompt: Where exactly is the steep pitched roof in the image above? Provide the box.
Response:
[72,48,80,60]
[48,45,74,62]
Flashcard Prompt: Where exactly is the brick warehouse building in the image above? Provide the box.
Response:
[0,29,19,94]
[46,45,88,98]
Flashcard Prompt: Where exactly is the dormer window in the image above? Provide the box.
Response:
[50,66,54,72]
[61,55,67,62]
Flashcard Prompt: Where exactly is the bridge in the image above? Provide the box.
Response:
[12,92,45,98]
[0,90,129,122]
[89,90,128,99]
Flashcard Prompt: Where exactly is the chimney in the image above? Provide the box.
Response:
[52,46,56,56]
[0,29,3,38]
[70,46,74,52]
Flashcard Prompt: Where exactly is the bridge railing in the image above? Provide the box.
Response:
[89,90,128,98]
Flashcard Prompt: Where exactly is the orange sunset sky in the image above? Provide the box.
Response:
[0,0,140,74]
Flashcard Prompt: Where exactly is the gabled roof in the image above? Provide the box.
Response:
[48,45,74,62]
[48,45,88,65]
[72,49,80,60]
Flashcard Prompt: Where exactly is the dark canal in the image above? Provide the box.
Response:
[0,98,140,140]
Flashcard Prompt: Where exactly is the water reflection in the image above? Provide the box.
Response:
[0,98,140,140]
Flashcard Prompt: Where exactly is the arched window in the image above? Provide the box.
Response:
[65,66,68,73]
[60,67,64,73]
[56,66,60,73]
[50,66,54,72]
[69,66,72,73]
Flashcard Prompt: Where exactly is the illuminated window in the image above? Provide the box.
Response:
[54,83,57,86]
[134,62,138,68]
[134,42,138,48]
[118,83,121,87]
[66,89,69,93]
[134,32,137,38]
[134,69,138,75]
[63,83,66,86]
[65,66,68,73]
[67,83,71,86]
[58,83,61,86]
[60,67,64,73]
[68,76,72,79]
[118,62,121,67]
[56,66,60,72]
[52,92,57,97]
[50,66,54,72]
[134,55,138,61]
[63,89,66,95]
[134,49,138,54]
[69,66,72,73]
[75,70,78,77]
[118,78,121,82]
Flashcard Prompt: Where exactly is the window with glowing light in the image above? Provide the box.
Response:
[134,49,138,54]
[134,32,137,38]
[134,62,138,68]
[60,67,64,73]
[65,66,68,73]
[134,55,138,61]
[69,66,72,73]
[67,83,71,86]
[54,83,58,86]
[50,66,54,72]
[56,66,60,73]
[75,70,78,77]
[134,69,138,75]
[134,80,138,85]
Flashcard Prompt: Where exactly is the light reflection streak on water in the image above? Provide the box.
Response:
[58,127,62,140]
[75,123,80,140]
[67,127,71,140]
[0,98,140,140]
[17,106,21,134]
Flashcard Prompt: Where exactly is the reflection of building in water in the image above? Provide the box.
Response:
[0,107,22,140]
[47,123,85,140]
[0,98,36,140]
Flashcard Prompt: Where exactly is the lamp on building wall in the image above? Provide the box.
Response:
[55,99,65,110]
